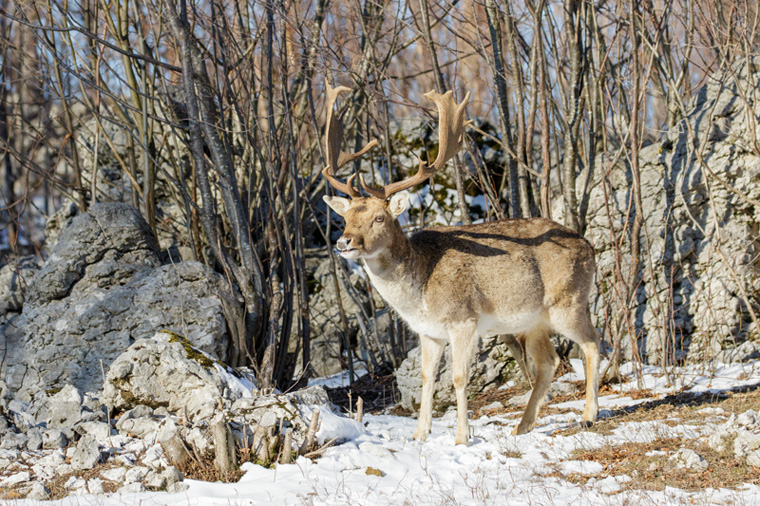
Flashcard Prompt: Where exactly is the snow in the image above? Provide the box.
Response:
[7,360,760,506]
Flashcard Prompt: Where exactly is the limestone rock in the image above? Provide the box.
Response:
[0,470,30,487]
[42,428,69,449]
[103,332,256,421]
[71,435,102,470]
[25,481,50,500]
[0,431,28,449]
[296,255,405,378]
[25,429,42,451]
[124,465,150,484]
[0,256,41,317]
[75,421,113,440]
[583,59,760,362]
[2,203,238,401]
[733,429,760,458]
[669,448,709,471]
[747,450,760,467]
[396,334,522,411]
[707,429,732,453]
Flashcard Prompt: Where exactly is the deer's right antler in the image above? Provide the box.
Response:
[322,80,379,198]
[359,89,471,200]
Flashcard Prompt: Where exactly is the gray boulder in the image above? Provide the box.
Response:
[396,334,522,411]
[70,435,101,470]
[583,59,760,362]
[297,255,410,377]
[1,203,237,400]
[103,331,255,421]
[0,255,41,317]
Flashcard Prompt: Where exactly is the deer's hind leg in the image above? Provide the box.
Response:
[512,327,558,435]
[550,306,600,426]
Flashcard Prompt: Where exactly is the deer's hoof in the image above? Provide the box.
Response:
[511,424,532,436]
[455,435,470,446]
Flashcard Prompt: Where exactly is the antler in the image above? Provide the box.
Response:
[360,89,470,200]
[322,79,380,198]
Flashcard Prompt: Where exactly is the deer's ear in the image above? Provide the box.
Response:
[388,191,410,218]
[323,196,352,216]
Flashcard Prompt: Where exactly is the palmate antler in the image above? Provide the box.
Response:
[322,81,470,200]
[360,90,471,200]
[321,79,380,198]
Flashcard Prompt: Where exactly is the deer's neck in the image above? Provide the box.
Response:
[362,224,418,282]
[362,225,430,323]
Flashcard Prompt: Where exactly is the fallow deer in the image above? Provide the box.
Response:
[321,81,600,445]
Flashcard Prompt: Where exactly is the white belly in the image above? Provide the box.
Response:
[476,311,543,337]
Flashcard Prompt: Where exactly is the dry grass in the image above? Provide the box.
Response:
[175,451,245,483]
[554,435,760,492]
[46,465,122,500]
[548,384,760,493]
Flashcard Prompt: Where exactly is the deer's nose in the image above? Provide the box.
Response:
[336,235,353,251]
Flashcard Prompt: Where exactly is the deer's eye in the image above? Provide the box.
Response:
[375,215,385,223]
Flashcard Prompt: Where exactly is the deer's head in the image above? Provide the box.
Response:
[322,80,470,260]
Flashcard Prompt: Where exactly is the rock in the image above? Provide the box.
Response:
[100,467,127,482]
[162,466,183,485]
[583,59,760,362]
[6,399,34,430]
[63,476,87,491]
[747,450,760,467]
[2,203,238,401]
[509,390,547,407]
[287,385,331,407]
[669,448,709,471]
[715,341,760,363]
[103,332,255,422]
[43,385,89,428]
[25,481,49,500]
[167,482,190,493]
[0,470,30,487]
[118,483,147,494]
[71,435,102,470]
[31,462,57,481]
[42,428,68,449]
[733,429,760,458]
[37,449,66,468]
[0,449,18,469]
[728,410,760,430]
[141,444,164,469]
[25,429,42,451]
[0,256,41,316]
[707,429,733,452]
[116,416,160,439]
[124,465,150,484]
[0,431,28,449]
[294,255,405,377]
[122,405,154,419]
[115,453,136,467]
[396,334,523,411]
[144,470,167,489]
[75,421,113,440]
[87,478,105,495]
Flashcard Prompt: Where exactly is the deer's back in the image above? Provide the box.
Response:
[407,218,595,332]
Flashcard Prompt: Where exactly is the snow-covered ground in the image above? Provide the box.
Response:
[6,360,760,506]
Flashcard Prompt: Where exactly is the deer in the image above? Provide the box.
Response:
[321,81,600,445]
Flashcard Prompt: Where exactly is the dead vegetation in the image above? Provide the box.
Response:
[551,384,760,492]
[554,434,759,492]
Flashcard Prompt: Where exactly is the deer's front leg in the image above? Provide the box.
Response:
[413,336,445,442]
[449,323,478,445]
